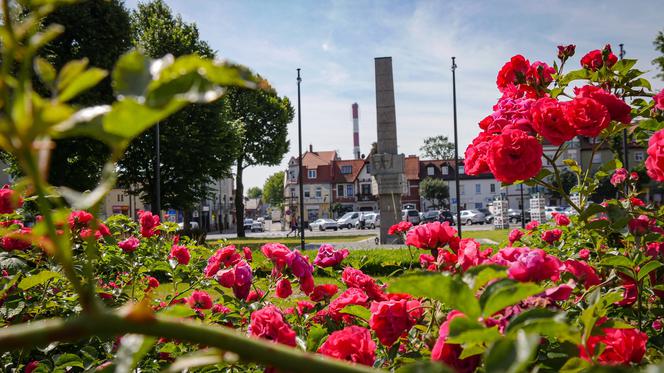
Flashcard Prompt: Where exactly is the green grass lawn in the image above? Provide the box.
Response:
[462,229,510,244]
[210,234,375,245]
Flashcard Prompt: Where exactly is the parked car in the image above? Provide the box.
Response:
[337,212,360,229]
[250,220,264,232]
[309,218,339,231]
[477,208,494,224]
[402,209,421,225]
[439,210,455,225]
[177,221,199,229]
[507,209,531,223]
[453,210,486,225]
[355,212,377,229]
[545,206,566,220]
[367,213,380,229]
[421,210,441,224]
[563,206,578,216]
[243,219,254,231]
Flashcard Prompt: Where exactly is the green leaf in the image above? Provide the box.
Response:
[560,69,590,85]
[59,67,108,102]
[479,279,544,318]
[562,159,582,174]
[446,317,501,345]
[506,309,579,343]
[396,361,454,373]
[112,50,152,97]
[560,357,591,373]
[598,255,634,270]
[639,119,664,131]
[580,292,623,342]
[535,168,552,180]
[580,203,606,221]
[162,349,225,373]
[637,260,663,281]
[113,334,156,373]
[57,59,89,91]
[340,305,370,320]
[54,353,84,370]
[389,273,481,319]
[18,270,61,291]
[0,275,20,299]
[462,265,508,292]
[633,78,652,90]
[306,324,327,352]
[34,57,56,85]
[484,331,539,373]
[612,59,637,74]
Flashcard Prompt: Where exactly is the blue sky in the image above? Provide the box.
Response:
[124,0,663,190]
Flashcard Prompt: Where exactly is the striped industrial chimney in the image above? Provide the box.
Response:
[352,103,360,159]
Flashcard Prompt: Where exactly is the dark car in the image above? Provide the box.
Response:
[421,210,440,223]
[508,209,531,223]
[439,210,455,225]
[477,208,494,224]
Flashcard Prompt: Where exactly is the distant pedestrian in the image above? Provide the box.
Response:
[287,218,298,237]
[359,213,366,229]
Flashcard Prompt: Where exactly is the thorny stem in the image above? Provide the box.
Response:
[0,311,378,373]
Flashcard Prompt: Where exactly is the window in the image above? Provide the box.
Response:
[341,165,352,174]
[304,188,310,198]
[460,185,465,195]
[366,164,371,174]
[290,188,295,196]
[315,186,322,198]
[634,151,644,162]
[475,203,483,209]
[490,183,496,193]
[475,184,481,194]
[337,184,344,197]
[307,169,317,179]
[117,194,124,202]
[592,154,601,164]
[442,166,449,175]
[346,184,354,197]
[361,183,371,195]
[427,166,435,176]
[289,171,295,180]
[459,165,465,174]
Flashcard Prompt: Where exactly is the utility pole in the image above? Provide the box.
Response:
[297,69,305,251]
[154,123,161,219]
[619,44,629,172]
[451,57,462,238]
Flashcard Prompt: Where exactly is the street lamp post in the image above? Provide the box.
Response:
[451,57,462,238]
[297,69,305,251]
[154,123,161,218]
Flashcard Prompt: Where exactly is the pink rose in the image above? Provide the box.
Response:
[313,244,349,267]
[610,168,628,186]
[654,89,664,110]
[645,129,664,181]
[275,278,292,299]
[249,305,296,347]
[168,244,191,265]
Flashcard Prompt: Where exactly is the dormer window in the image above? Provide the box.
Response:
[341,165,352,174]
[307,169,317,179]
[427,166,435,176]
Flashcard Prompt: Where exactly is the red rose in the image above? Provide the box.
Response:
[204,245,242,277]
[328,288,369,320]
[508,229,524,245]
[526,61,554,87]
[525,220,539,230]
[579,326,647,365]
[313,244,349,267]
[646,129,664,181]
[456,238,491,271]
[275,278,292,299]
[341,267,386,301]
[369,299,418,346]
[432,311,481,373]
[118,236,140,253]
[541,229,563,244]
[610,167,628,186]
[553,213,570,226]
[1,226,31,251]
[249,305,297,347]
[310,284,338,302]
[628,215,651,235]
[0,185,23,214]
[246,289,264,303]
[287,250,313,279]
[496,55,530,92]
[654,89,664,110]
[645,242,664,258]
[260,243,291,271]
[508,248,562,282]
[318,326,376,366]
[299,273,315,295]
[24,361,40,373]
[242,246,252,262]
[388,221,412,235]
[487,129,543,184]
[575,85,631,124]
[465,135,492,175]
[211,303,230,314]
[297,300,315,316]
[563,259,601,289]
[232,260,253,300]
[564,97,610,137]
[146,276,159,290]
[137,210,160,238]
[168,244,191,265]
[187,290,213,310]
[531,98,576,145]
[68,210,94,228]
[557,44,576,60]
[405,221,458,251]
[580,45,618,71]
[215,268,235,288]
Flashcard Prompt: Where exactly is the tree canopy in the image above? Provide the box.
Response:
[223,84,293,236]
[420,135,455,160]
[118,0,240,216]
[263,171,285,206]
[420,177,449,209]
[247,187,262,199]
[654,29,664,80]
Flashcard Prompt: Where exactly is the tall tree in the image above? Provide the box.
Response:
[119,0,239,223]
[420,177,449,209]
[420,135,455,160]
[223,85,293,237]
[247,187,262,199]
[1,0,132,191]
[654,29,664,80]
[263,171,284,206]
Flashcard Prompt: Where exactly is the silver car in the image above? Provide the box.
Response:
[454,209,486,225]
[309,218,339,231]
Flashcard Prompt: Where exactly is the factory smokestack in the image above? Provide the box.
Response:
[352,103,360,159]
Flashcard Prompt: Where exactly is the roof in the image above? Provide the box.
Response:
[404,155,420,180]
[333,159,366,183]
[302,151,338,168]
[245,198,261,210]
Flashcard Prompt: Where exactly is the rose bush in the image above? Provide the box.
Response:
[1,3,664,371]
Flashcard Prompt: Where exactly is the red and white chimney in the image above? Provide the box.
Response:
[352,103,360,159]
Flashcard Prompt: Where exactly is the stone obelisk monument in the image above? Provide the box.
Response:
[371,57,405,244]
